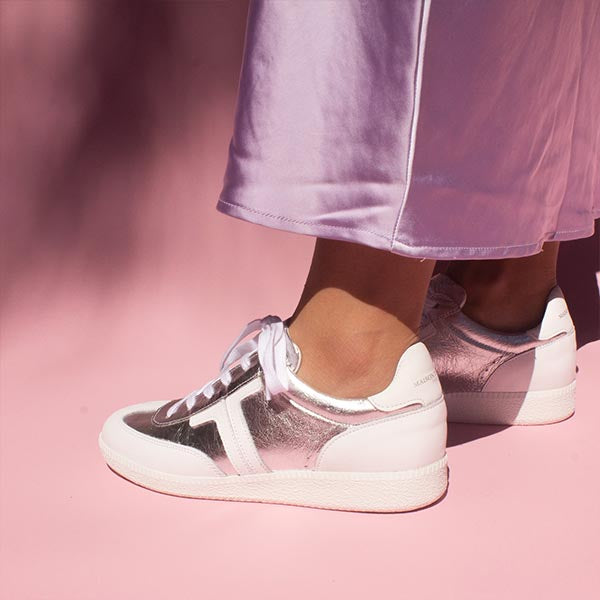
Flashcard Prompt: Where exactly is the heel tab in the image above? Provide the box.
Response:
[531,286,574,340]
[368,342,442,412]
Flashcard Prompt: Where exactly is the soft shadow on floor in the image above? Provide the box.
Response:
[446,423,509,447]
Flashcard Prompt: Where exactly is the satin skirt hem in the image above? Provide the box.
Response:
[217,196,598,260]
[219,0,599,258]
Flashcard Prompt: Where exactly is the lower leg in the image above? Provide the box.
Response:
[288,238,434,398]
[445,242,559,332]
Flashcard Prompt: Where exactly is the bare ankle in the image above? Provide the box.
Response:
[288,321,418,398]
[460,280,552,331]
[287,238,434,397]
[446,247,558,332]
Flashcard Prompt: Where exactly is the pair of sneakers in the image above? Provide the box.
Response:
[99,274,577,512]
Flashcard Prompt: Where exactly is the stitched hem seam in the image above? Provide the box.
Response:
[218,198,597,253]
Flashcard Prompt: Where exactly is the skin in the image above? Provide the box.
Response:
[288,238,559,398]
[446,242,559,332]
[288,238,434,397]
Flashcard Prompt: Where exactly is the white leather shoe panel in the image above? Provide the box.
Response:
[484,330,577,393]
[101,402,224,478]
[368,342,442,411]
[316,399,447,472]
[189,378,268,475]
[225,382,270,474]
[533,289,574,340]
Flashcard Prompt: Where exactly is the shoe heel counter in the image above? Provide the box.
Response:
[484,291,577,393]
[535,288,577,389]
[533,328,577,390]
[368,342,443,412]
[537,286,575,341]
[315,399,447,473]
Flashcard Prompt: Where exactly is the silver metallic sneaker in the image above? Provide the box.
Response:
[420,274,577,425]
[99,316,448,512]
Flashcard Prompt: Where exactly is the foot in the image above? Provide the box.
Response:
[100,316,448,512]
[420,274,577,425]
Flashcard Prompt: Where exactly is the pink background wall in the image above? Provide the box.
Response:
[1,3,599,599]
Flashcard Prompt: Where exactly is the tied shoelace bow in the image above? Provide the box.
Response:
[166,316,291,418]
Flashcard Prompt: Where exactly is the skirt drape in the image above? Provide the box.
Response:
[218,0,600,259]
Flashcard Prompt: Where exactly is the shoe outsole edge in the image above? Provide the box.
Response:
[99,434,448,513]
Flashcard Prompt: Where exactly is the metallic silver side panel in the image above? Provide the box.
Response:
[241,392,345,470]
[123,411,236,475]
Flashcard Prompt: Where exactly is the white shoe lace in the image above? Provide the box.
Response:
[166,316,290,418]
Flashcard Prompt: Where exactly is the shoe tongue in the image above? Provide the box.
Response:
[428,273,467,308]
[284,328,301,373]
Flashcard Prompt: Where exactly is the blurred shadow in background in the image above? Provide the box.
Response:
[1,0,249,307]
[1,1,598,344]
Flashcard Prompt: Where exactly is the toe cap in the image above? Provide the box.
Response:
[100,401,225,477]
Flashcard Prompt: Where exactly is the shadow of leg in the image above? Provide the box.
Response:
[447,423,509,447]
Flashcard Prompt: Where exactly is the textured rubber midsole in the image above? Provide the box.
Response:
[99,435,448,513]
[445,380,576,425]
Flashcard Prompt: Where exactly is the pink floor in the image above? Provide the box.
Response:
[2,242,599,599]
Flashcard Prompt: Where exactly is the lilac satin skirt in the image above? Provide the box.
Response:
[218,0,600,259]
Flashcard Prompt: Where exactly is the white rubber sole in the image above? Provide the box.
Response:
[99,435,448,513]
[446,380,576,425]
